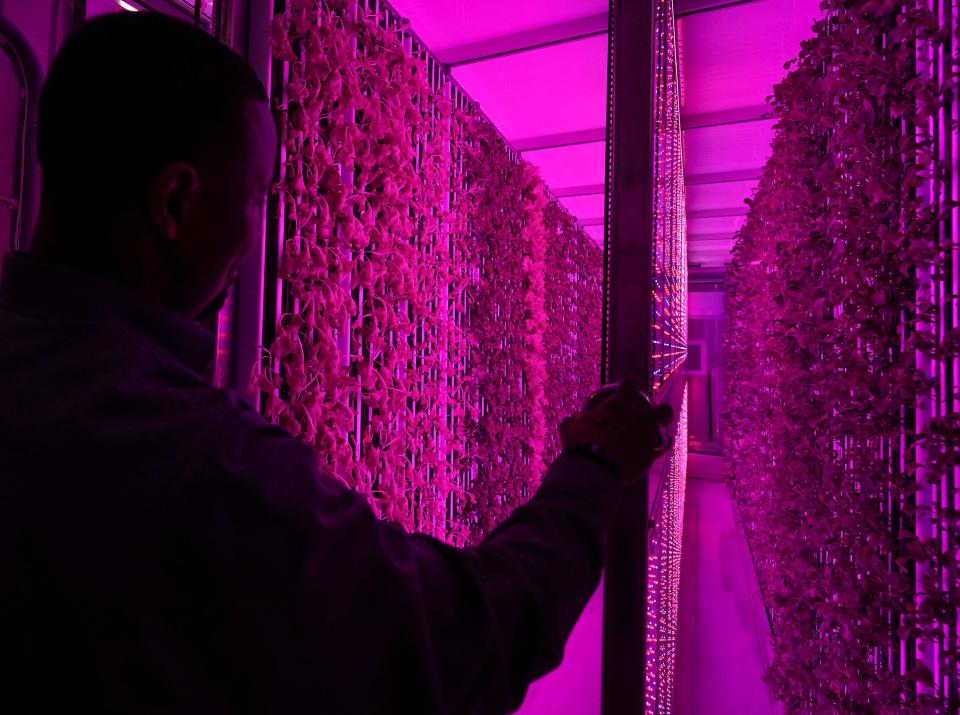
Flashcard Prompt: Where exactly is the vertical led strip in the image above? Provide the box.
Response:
[645,0,687,709]
[645,384,688,713]
[650,0,687,393]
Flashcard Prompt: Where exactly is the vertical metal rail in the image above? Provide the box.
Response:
[0,17,40,251]
[207,0,276,396]
[931,0,959,704]
[601,0,657,713]
[915,0,936,697]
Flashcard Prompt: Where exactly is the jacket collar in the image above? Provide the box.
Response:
[0,251,215,375]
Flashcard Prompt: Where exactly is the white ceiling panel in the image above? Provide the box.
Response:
[686,179,760,212]
[387,1,609,245]
[688,237,735,267]
[683,119,776,176]
[559,193,606,222]
[687,214,746,238]
[677,0,822,116]
[387,0,607,52]
[679,0,821,267]
[523,141,607,191]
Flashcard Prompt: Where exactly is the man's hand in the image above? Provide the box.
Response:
[559,377,675,485]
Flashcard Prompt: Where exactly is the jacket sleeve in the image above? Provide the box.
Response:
[193,416,622,715]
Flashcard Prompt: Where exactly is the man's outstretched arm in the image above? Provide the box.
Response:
[191,416,620,715]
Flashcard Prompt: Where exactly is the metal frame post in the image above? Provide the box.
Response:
[211,0,275,396]
[601,0,657,712]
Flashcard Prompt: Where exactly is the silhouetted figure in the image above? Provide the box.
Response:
[0,13,672,714]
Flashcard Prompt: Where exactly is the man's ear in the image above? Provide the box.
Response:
[150,162,201,241]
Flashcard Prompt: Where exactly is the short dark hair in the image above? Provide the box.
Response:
[38,12,268,215]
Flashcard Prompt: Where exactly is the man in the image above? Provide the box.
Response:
[0,12,673,714]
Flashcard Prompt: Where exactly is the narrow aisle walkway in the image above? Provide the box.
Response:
[675,475,779,715]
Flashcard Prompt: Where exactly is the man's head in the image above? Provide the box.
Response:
[34,12,277,319]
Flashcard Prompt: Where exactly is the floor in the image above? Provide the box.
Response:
[513,459,777,715]
[513,582,603,715]
[674,475,779,715]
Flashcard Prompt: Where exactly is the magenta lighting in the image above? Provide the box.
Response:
[650,0,687,393]
[8,0,960,710]
[646,384,689,714]
[724,0,960,711]
[642,0,688,710]
[650,0,687,389]
[260,0,603,544]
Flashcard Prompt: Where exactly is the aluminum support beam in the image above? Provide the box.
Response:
[552,183,606,198]
[685,167,762,185]
[514,129,606,152]
[601,0,655,713]
[675,0,765,17]
[436,12,608,67]
[687,207,749,218]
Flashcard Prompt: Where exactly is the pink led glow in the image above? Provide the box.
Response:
[724,1,959,708]
[685,180,758,212]
[686,214,746,239]
[522,141,606,191]
[645,1,688,710]
[264,0,603,546]
[584,225,605,247]
[678,0,812,269]
[385,0,607,52]
[677,0,822,116]
[687,240,734,268]
[646,385,689,714]
[682,120,776,176]
[678,0,815,269]
[688,291,724,317]
[650,0,687,391]
[514,585,603,714]
[389,0,610,251]
[559,193,605,223]
[450,35,608,142]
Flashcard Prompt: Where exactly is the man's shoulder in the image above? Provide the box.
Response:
[97,371,339,510]
[117,370,303,465]
[181,388,359,518]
